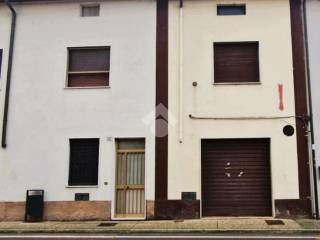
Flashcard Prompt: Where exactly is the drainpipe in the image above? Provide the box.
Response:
[302,0,319,219]
[2,0,16,148]
[178,0,184,143]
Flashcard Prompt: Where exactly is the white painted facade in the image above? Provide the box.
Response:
[0,0,156,218]
[168,0,299,216]
[305,0,320,217]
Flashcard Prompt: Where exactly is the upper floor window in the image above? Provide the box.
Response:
[81,4,100,17]
[67,47,110,87]
[214,42,260,84]
[68,138,100,186]
[0,49,3,77]
[217,4,246,16]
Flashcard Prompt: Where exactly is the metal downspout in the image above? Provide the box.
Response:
[2,0,16,148]
[178,0,184,143]
[302,0,319,219]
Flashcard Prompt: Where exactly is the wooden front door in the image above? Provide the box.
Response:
[115,139,145,218]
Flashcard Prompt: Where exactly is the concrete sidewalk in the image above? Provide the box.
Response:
[0,219,319,234]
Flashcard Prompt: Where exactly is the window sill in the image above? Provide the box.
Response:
[213,82,261,86]
[66,185,99,188]
[64,86,110,89]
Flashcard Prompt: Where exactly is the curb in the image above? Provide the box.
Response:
[1,229,320,235]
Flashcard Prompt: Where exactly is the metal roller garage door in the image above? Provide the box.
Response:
[201,138,272,217]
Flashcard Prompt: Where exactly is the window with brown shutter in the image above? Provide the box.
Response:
[214,42,260,84]
[67,47,110,87]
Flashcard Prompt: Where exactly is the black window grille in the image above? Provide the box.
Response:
[68,138,99,186]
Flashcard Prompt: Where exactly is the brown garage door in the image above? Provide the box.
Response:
[201,138,272,217]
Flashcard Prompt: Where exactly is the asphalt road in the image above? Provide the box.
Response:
[0,234,319,240]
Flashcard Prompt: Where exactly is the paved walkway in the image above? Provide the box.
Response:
[0,219,319,234]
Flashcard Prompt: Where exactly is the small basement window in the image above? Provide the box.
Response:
[68,138,100,186]
[67,47,110,87]
[214,42,260,84]
[217,5,246,16]
[81,5,100,17]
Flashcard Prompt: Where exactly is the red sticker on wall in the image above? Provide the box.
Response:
[278,84,284,111]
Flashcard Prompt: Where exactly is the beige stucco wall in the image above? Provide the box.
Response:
[168,0,299,215]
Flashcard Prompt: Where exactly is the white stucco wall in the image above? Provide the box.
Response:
[306,0,320,216]
[0,0,156,213]
[168,0,299,215]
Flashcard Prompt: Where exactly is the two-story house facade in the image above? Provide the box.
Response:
[154,0,314,219]
[0,0,157,221]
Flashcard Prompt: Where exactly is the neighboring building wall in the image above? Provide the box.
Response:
[168,0,300,217]
[0,0,156,220]
[306,0,320,217]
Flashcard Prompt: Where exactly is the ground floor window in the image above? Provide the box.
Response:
[68,138,99,186]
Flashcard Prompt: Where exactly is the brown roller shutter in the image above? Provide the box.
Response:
[201,138,272,216]
[68,73,109,87]
[214,42,259,83]
[69,48,110,72]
